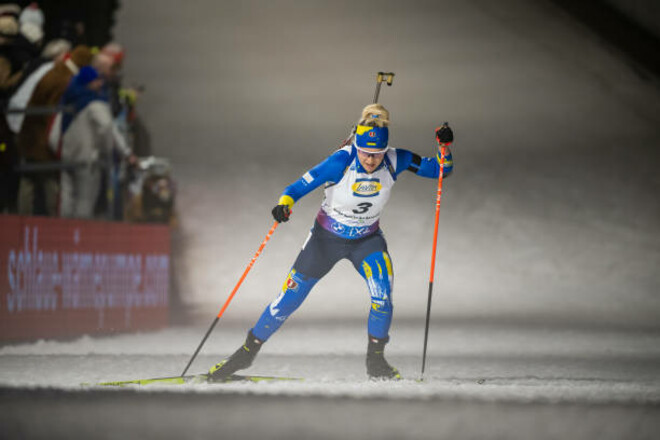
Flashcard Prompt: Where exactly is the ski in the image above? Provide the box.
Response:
[92,373,302,387]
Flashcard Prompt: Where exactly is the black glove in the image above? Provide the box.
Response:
[272,204,291,223]
[435,123,454,144]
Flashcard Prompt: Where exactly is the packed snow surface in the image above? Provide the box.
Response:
[2,321,658,406]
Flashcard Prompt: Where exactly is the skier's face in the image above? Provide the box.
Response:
[357,148,386,173]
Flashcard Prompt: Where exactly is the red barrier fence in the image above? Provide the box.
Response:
[0,215,170,342]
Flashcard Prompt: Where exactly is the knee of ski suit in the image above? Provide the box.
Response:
[359,251,394,339]
[252,269,318,341]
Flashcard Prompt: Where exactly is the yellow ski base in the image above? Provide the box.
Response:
[91,373,301,387]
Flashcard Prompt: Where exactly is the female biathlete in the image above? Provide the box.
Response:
[208,104,454,380]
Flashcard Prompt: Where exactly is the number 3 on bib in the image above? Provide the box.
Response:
[353,202,373,214]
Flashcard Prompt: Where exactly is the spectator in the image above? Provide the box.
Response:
[96,42,152,158]
[0,3,44,96]
[99,42,124,116]
[140,174,176,224]
[59,66,133,219]
[7,39,71,134]
[92,51,113,78]
[1,39,69,213]
[91,50,117,110]
[0,3,37,213]
[17,14,43,56]
[125,158,176,225]
[18,3,44,30]
[16,44,92,216]
[94,42,149,218]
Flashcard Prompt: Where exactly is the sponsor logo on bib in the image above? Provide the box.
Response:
[352,179,382,197]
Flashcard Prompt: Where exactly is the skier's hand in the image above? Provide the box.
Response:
[272,204,291,223]
[435,123,453,146]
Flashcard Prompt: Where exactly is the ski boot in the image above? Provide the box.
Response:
[208,330,263,382]
[366,335,402,380]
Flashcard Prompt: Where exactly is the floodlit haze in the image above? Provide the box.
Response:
[114,0,660,328]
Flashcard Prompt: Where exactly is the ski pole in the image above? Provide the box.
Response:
[420,123,449,380]
[180,220,280,377]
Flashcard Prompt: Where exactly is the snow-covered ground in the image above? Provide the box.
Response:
[2,321,659,404]
[2,321,659,438]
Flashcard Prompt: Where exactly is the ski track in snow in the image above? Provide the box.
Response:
[2,324,659,406]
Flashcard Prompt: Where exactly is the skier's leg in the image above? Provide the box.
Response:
[349,234,400,380]
[251,226,342,341]
[208,269,320,381]
[357,250,394,340]
[348,233,395,338]
[209,226,340,380]
[252,269,319,341]
[357,252,399,379]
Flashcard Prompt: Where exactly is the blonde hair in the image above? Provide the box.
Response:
[359,103,390,127]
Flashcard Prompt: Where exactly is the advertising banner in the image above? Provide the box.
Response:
[0,215,170,341]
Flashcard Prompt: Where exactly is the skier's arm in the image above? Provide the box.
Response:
[394,147,453,179]
[273,149,352,222]
[394,125,454,178]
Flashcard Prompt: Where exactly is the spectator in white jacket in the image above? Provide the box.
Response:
[59,66,134,218]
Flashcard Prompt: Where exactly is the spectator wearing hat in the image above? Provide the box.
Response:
[59,66,133,219]
[17,2,44,55]
[16,44,92,216]
[0,2,44,97]
[19,3,44,29]
[98,42,124,116]
[7,39,71,135]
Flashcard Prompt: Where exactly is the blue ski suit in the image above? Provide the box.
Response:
[251,143,453,341]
